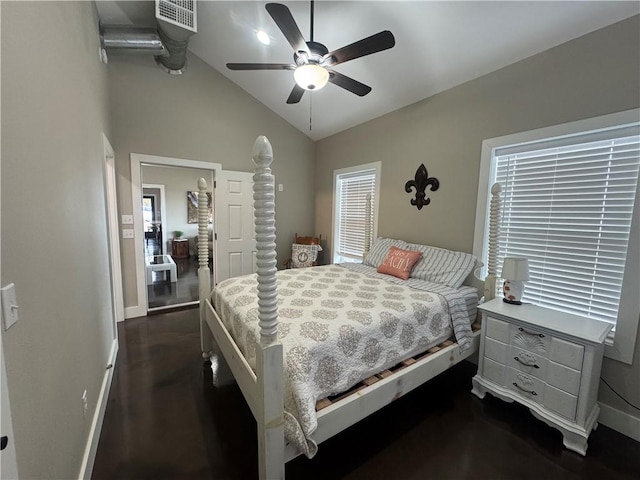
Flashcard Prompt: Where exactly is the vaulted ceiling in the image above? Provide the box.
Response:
[96,1,640,140]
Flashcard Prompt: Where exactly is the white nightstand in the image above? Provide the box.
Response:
[471,298,612,455]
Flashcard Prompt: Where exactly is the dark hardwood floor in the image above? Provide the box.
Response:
[92,308,640,480]
[145,238,213,309]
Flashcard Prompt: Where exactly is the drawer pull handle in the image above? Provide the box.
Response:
[514,356,539,368]
[518,327,545,338]
[513,383,537,396]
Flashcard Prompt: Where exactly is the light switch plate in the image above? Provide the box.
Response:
[122,229,134,239]
[1,283,19,330]
[121,215,134,225]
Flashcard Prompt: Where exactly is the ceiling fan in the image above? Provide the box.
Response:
[227,1,396,104]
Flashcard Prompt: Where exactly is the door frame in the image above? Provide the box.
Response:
[142,183,167,254]
[103,133,124,326]
[129,153,221,318]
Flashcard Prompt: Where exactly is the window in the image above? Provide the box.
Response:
[332,162,381,263]
[473,110,640,364]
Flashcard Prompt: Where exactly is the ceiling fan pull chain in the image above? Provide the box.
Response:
[309,94,313,131]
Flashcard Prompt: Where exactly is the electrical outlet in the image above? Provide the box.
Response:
[121,215,134,225]
[122,229,134,239]
[82,390,88,418]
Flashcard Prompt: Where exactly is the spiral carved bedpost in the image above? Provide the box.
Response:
[363,193,373,260]
[484,183,502,302]
[197,178,214,359]
[252,136,284,480]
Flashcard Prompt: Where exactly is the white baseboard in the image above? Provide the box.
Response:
[598,402,640,442]
[124,304,146,320]
[78,339,119,480]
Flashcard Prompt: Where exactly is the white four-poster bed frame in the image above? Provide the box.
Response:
[197,136,502,479]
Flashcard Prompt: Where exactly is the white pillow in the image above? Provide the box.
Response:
[363,238,409,268]
[291,244,320,268]
[407,243,476,288]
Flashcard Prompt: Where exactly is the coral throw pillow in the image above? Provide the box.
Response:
[377,246,423,280]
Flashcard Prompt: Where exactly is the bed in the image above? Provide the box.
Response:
[197,136,502,479]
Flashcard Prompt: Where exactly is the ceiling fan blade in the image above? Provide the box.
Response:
[266,3,309,54]
[286,84,305,104]
[323,30,395,67]
[328,71,372,97]
[227,63,295,70]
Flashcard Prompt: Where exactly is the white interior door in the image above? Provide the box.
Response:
[215,171,256,283]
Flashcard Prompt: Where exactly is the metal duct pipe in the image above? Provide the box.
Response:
[100,25,167,56]
[154,20,197,75]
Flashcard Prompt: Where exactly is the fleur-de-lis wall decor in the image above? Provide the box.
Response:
[405,164,440,210]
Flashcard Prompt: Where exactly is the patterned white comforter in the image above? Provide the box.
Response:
[211,264,474,457]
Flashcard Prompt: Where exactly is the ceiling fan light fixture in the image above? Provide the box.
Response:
[294,64,329,91]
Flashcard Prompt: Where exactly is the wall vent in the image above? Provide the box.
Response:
[156,0,197,33]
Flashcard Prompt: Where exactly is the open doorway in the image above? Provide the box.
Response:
[142,183,167,256]
[128,154,222,318]
[142,194,158,249]
[141,165,214,311]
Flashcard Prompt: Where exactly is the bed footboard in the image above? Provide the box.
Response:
[283,330,481,461]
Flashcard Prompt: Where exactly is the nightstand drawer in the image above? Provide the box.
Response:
[484,357,507,386]
[508,368,545,403]
[509,346,547,380]
[485,337,508,364]
[486,316,510,343]
[547,361,581,396]
[510,324,551,355]
[549,337,584,371]
[544,384,577,420]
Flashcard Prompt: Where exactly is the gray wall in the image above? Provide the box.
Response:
[315,17,640,424]
[1,2,114,478]
[108,52,316,310]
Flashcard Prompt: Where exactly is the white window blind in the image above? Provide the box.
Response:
[335,169,376,260]
[494,127,640,325]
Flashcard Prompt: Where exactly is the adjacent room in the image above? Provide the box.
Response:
[1,1,639,479]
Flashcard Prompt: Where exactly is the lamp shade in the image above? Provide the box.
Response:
[501,257,530,305]
[501,257,530,281]
[294,64,329,91]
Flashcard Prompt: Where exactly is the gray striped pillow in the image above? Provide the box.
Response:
[363,237,409,268]
[407,243,476,288]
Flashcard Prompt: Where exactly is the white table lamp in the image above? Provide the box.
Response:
[501,257,530,305]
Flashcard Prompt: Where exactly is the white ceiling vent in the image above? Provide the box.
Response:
[156,0,197,33]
